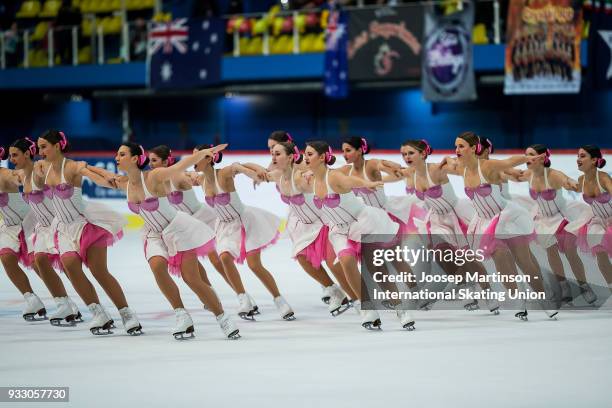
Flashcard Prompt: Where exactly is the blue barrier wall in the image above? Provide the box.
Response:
[1,85,609,150]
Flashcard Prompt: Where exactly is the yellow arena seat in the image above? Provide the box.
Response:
[39,0,62,18]
[17,1,42,18]
[31,22,49,41]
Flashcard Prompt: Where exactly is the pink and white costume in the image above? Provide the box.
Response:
[44,159,125,266]
[463,160,534,256]
[167,179,217,230]
[313,169,399,258]
[0,187,35,268]
[128,172,216,276]
[203,170,280,264]
[349,163,425,234]
[409,164,472,249]
[528,169,591,251]
[574,172,612,256]
[22,176,61,268]
[277,169,329,268]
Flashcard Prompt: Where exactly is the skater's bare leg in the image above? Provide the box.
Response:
[219,252,245,294]
[181,254,223,315]
[86,246,128,309]
[148,256,184,310]
[0,254,33,294]
[60,254,99,305]
[33,255,68,297]
[246,252,281,298]
[296,255,334,287]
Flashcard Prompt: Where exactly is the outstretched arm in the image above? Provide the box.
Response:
[332,171,383,191]
[152,144,228,182]
[483,154,544,174]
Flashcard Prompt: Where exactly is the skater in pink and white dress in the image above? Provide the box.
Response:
[148,146,241,296]
[254,141,352,315]
[513,144,597,304]
[0,145,49,321]
[396,140,501,314]
[305,141,415,331]
[193,144,296,321]
[449,131,557,320]
[85,143,239,339]
[569,145,612,291]
[9,138,82,325]
[339,136,425,236]
[37,130,142,335]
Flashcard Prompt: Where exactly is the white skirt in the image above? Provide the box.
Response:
[215,205,281,264]
[142,211,216,276]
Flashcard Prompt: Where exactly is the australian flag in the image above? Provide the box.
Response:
[148,18,224,89]
[324,3,349,99]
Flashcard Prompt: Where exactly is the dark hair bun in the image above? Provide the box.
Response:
[327,155,336,165]
[597,158,607,169]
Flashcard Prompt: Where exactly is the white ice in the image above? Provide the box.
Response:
[1,154,611,407]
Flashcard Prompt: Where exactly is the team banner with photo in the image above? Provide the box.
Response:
[347,5,424,80]
[148,18,224,89]
[324,4,349,99]
[504,0,583,94]
[421,5,477,102]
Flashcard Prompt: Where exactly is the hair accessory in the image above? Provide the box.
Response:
[324,146,333,164]
[138,145,146,166]
[360,138,368,154]
[420,139,432,156]
[58,131,67,150]
[486,138,494,154]
[286,132,293,143]
[167,150,176,166]
[292,145,300,162]
[25,137,37,157]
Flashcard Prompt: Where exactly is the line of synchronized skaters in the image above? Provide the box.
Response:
[0,130,610,339]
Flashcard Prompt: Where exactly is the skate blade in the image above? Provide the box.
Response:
[227,330,241,340]
[330,303,351,317]
[174,326,195,340]
[50,316,77,327]
[402,321,416,331]
[545,311,559,320]
[464,302,480,311]
[321,296,331,305]
[362,319,382,330]
[238,312,256,321]
[489,308,500,315]
[251,306,260,315]
[90,328,113,335]
[127,325,144,336]
[282,312,296,321]
[515,311,528,321]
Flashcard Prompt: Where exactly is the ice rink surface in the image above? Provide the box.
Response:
[1,154,611,407]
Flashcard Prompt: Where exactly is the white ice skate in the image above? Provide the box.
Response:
[355,301,382,330]
[580,283,597,305]
[237,293,256,321]
[321,285,331,304]
[274,296,295,320]
[49,297,77,326]
[327,285,350,316]
[395,308,415,331]
[87,303,114,335]
[216,313,240,339]
[173,308,194,340]
[67,297,83,322]
[461,283,480,311]
[22,292,46,321]
[559,280,573,303]
[247,293,260,315]
[119,307,143,335]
